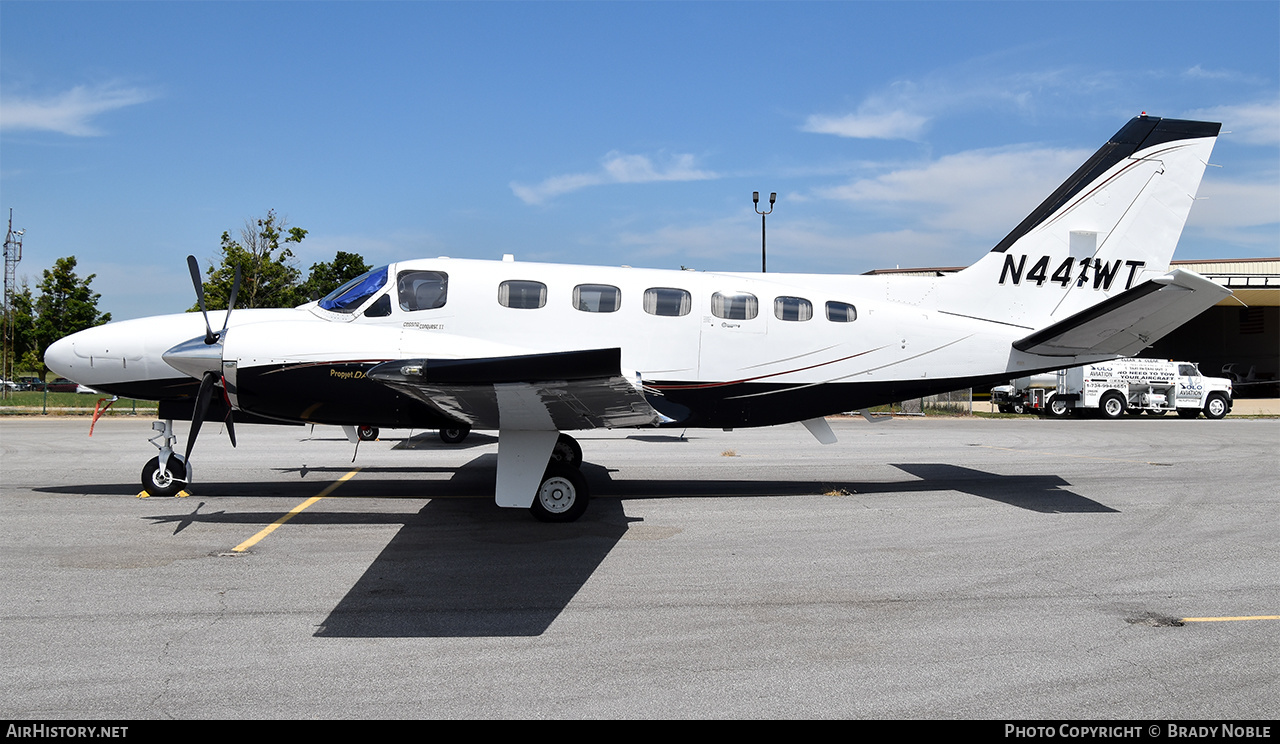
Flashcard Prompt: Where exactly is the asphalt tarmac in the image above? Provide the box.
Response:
[1,415,1277,719]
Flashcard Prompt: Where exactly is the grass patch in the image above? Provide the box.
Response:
[0,391,157,414]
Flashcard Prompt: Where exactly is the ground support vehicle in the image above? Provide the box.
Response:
[991,358,1233,419]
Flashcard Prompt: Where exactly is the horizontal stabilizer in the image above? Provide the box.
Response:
[1012,269,1231,357]
[367,348,662,431]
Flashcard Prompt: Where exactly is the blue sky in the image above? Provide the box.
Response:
[2,1,1277,320]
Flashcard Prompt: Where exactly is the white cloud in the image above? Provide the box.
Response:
[511,151,717,204]
[801,110,929,140]
[818,146,1092,235]
[798,65,1082,142]
[1183,65,1237,81]
[1186,176,1280,230]
[0,83,155,136]
[1184,100,1280,146]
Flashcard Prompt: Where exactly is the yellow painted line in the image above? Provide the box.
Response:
[231,469,361,553]
[1181,615,1280,623]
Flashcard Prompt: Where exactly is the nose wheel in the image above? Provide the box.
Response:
[141,455,188,498]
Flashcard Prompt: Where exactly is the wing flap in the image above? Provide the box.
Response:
[367,348,661,431]
[1012,269,1231,357]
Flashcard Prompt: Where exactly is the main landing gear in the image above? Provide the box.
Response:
[532,463,588,523]
[438,426,470,444]
[140,420,189,497]
[530,433,587,523]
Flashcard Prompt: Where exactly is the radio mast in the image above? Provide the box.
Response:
[3,209,25,399]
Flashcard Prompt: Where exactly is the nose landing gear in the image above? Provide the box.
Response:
[140,420,190,497]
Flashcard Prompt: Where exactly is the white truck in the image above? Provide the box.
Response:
[991,358,1233,419]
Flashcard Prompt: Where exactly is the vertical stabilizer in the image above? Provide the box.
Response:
[941,116,1220,329]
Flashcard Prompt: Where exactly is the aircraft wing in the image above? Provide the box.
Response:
[366,348,663,430]
[1012,269,1232,357]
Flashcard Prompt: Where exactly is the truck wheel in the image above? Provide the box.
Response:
[1045,397,1069,418]
[1202,393,1228,420]
[1098,392,1126,419]
[1010,402,1026,415]
[1147,409,1168,416]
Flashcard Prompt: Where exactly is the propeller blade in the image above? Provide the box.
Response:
[183,372,217,465]
[220,264,241,337]
[187,255,216,345]
[220,379,237,448]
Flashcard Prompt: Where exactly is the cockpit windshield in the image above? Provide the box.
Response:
[317,266,389,313]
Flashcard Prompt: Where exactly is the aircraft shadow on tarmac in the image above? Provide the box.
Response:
[39,455,1113,638]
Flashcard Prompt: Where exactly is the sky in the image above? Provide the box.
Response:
[2,1,1277,320]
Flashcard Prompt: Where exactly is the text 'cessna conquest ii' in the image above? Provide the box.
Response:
[46,116,1231,522]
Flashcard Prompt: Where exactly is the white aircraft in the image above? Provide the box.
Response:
[46,115,1231,521]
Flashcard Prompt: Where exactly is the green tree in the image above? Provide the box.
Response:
[2,281,36,381]
[31,257,111,377]
[199,209,308,310]
[298,251,372,301]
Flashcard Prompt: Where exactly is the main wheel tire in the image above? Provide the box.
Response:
[1098,391,1126,419]
[357,425,379,441]
[142,456,188,498]
[1203,393,1228,420]
[1177,408,1200,419]
[439,426,470,444]
[550,433,583,469]
[530,465,589,523]
[1046,397,1070,418]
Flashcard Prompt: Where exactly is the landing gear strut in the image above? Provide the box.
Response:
[141,420,190,497]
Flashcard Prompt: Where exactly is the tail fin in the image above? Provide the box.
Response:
[943,116,1220,328]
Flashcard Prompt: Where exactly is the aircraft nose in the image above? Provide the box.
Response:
[44,335,76,379]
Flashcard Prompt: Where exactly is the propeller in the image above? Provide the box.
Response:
[187,255,239,345]
[179,256,241,465]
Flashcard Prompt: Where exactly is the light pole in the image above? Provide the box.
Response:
[753,191,775,273]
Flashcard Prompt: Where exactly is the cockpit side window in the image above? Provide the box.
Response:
[318,266,389,314]
[398,271,449,311]
[363,294,392,317]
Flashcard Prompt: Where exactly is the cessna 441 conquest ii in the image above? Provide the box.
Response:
[46,115,1231,521]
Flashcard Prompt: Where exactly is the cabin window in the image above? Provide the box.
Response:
[499,280,547,309]
[774,296,813,321]
[643,288,691,317]
[826,301,857,322]
[318,265,388,314]
[711,291,758,321]
[397,270,448,311]
[573,284,621,313]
